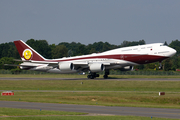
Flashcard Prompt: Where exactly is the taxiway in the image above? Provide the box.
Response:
[0,101,180,119]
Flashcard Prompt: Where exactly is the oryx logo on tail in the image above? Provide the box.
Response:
[23,49,33,60]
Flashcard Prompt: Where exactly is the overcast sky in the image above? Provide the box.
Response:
[0,0,180,45]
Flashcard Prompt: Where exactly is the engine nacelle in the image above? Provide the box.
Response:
[119,66,133,71]
[59,62,74,71]
[89,63,105,72]
[20,66,28,70]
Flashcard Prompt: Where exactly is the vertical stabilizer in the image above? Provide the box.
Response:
[14,40,46,61]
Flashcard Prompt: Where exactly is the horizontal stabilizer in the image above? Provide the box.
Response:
[13,59,27,62]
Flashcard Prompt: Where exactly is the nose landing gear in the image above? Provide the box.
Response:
[159,62,162,69]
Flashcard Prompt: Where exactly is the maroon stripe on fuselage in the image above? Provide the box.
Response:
[44,54,168,64]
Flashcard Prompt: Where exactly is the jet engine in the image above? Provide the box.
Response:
[58,62,74,71]
[119,66,133,71]
[89,63,105,72]
[20,66,29,70]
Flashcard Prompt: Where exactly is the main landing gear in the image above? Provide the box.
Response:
[103,70,109,79]
[87,73,99,79]
[87,70,110,79]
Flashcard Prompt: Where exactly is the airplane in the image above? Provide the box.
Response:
[9,40,176,79]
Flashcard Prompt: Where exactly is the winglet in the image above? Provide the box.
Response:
[14,40,46,61]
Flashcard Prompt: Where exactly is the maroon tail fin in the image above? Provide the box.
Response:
[14,40,46,61]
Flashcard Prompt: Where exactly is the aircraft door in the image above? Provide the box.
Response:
[148,46,154,55]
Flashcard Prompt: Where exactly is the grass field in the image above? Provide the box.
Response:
[1,91,180,109]
[0,74,180,119]
[0,107,86,116]
[1,74,180,78]
[0,115,177,120]
[0,74,180,109]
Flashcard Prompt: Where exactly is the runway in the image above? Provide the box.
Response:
[0,101,180,119]
[1,77,180,81]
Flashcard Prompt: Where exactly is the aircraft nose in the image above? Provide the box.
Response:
[170,48,176,57]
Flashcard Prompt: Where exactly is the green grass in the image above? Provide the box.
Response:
[0,91,180,109]
[0,74,87,78]
[109,74,180,78]
[0,80,180,92]
[1,74,180,109]
[1,75,180,119]
[0,78,180,109]
[1,74,180,78]
[0,116,178,120]
[0,107,86,116]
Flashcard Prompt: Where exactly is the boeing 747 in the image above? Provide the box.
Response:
[10,40,176,79]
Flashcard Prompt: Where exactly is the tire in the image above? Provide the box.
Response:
[90,75,94,79]
[87,75,90,79]
[103,75,108,79]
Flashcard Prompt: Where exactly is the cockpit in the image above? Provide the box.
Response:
[156,43,176,57]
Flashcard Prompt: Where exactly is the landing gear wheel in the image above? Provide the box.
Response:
[87,75,90,79]
[103,70,109,79]
[90,75,94,79]
[87,75,95,79]
[103,75,108,79]
[87,72,99,79]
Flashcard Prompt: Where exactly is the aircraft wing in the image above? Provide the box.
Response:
[5,59,129,72]
[4,64,36,68]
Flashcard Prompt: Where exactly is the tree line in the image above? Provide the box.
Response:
[0,39,180,71]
